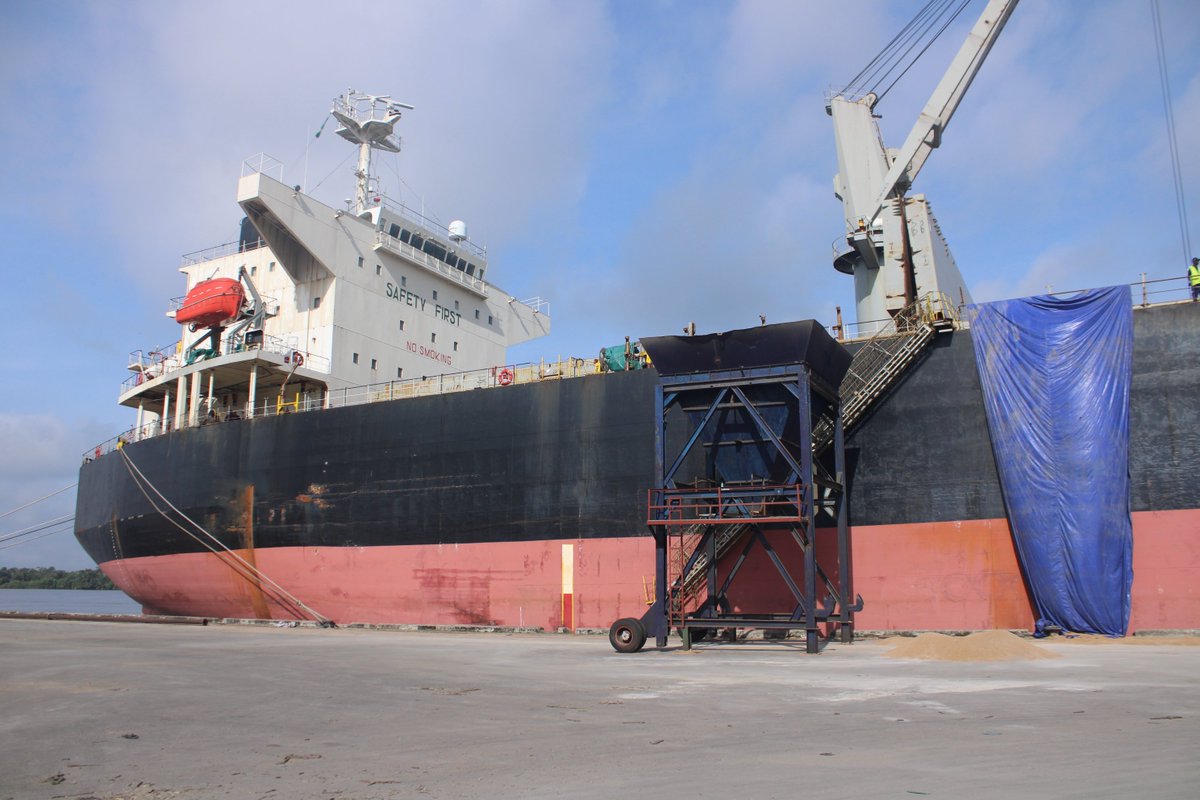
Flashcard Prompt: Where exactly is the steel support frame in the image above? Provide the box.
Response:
[642,363,857,654]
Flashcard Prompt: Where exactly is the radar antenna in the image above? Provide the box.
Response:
[330,89,414,215]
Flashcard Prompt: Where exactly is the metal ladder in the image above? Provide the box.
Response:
[677,521,753,600]
[666,294,957,611]
[812,293,958,455]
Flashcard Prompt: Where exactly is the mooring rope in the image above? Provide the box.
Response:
[0,519,75,551]
[0,484,77,521]
[118,448,332,625]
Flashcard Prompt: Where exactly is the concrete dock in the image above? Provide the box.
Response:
[1,620,1197,799]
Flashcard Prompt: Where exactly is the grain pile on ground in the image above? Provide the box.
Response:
[886,630,1059,662]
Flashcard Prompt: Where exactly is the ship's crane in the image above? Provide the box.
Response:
[829,0,1018,328]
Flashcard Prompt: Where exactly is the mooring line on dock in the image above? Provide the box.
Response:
[117,449,333,626]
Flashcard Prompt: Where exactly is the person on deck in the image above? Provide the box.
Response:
[1189,257,1200,301]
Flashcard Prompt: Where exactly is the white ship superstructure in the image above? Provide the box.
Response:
[118,90,550,438]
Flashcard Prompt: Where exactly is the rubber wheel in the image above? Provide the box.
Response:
[609,617,647,653]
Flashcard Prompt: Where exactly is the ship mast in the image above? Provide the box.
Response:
[330,89,413,215]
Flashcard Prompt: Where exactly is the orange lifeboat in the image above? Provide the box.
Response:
[175,278,245,328]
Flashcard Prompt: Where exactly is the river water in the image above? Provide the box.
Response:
[0,589,141,615]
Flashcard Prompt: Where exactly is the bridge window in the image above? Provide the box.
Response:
[389,223,401,238]
[422,240,447,262]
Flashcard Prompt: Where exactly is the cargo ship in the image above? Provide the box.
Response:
[74,4,1200,636]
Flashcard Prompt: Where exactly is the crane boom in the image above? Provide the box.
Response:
[828,0,1019,328]
[867,0,1019,224]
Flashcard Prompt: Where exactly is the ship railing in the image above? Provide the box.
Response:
[122,343,186,392]
[92,356,604,462]
[377,196,489,261]
[180,238,267,267]
[519,297,551,316]
[325,357,599,410]
[241,152,284,182]
[120,334,330,394]
[238,333,331,374]
[830,293,956,342]
[374,230,490,296]
[829,275,1196,343]
[811,293,949,455]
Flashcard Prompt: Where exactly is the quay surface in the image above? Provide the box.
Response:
[1,619,1197,799]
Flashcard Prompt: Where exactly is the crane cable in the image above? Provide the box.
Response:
[117,448,332,626]
[839,0,972,102]
[1151,0,1193,265]
[841,0,948,97]
[875,0,973,104]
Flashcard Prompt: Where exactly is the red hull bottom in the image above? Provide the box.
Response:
[101,509,1200,633]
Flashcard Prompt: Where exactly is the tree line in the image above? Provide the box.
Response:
[0,567,116,590]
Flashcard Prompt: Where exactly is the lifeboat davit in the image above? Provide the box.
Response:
[175,278,245,328]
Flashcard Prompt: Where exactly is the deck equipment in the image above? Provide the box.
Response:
[609,320,860,654]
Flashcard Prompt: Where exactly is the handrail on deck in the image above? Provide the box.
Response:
[91,355,602,462]
[830,274,1193,343]
[647,485,806,526]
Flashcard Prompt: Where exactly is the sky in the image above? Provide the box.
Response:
[0,0,1197,569]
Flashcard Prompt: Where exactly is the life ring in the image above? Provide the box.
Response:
[498,368,513,386]
[291,351,304,367]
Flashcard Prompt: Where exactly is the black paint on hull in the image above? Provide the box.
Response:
[76,305,1200,565]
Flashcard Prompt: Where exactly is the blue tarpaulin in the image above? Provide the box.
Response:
[968,287,1133,636]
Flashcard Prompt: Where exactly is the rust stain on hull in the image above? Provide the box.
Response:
[237,484,271,620]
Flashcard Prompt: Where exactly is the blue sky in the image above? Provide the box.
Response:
[1,0,1197,569]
